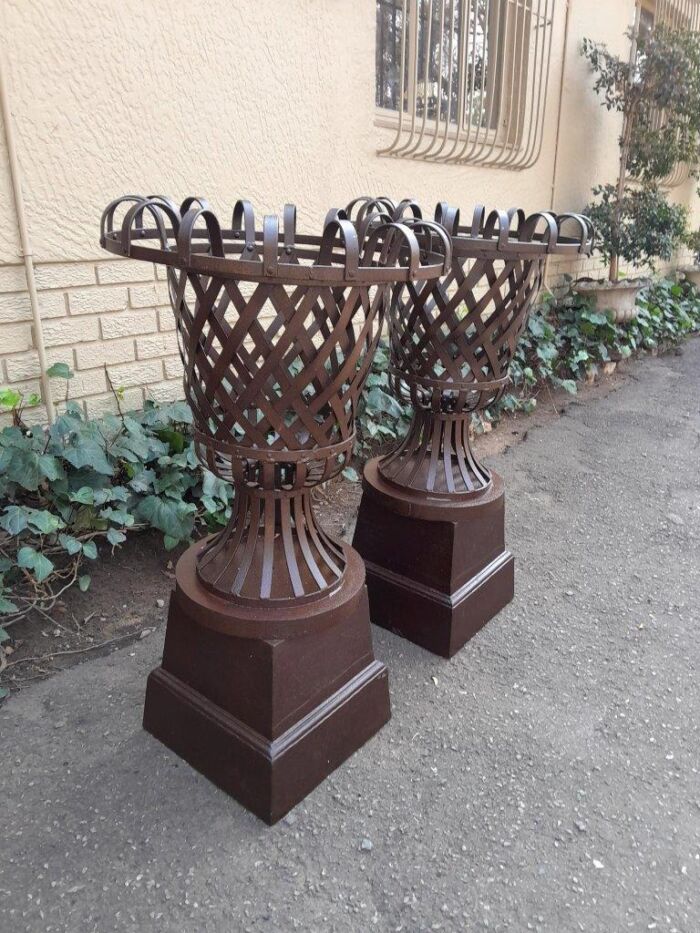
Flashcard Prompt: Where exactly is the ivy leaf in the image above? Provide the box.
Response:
[1,447,41,491]
[106,528,126,547]
[50,412,83,439]
[63,442,114,476]
[69,486,95,505]
[0,505,29,536]
[31,553,54,582]
[536,344,559,363]
[59,533,83,555]
[0,388,22,410]
[47,362,74,379]
[27,510,63,535]
[0,624,11,639]
[129,469,156,494]
[17,546,54,582]
[82,540,98,560]
[165,401,193,424]
[365,387,405,418]
[163,534,180,551]
[342,466,360,483]
[134,495,194,543]
[157,427,186,454]
[78,575,91,592]
[201,471,231,502]
[38,454,64,481]
[556,379,578,396]
[16,546,38,569]
[99,507,134,527]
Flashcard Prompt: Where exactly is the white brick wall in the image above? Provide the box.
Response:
[0,257,183,422]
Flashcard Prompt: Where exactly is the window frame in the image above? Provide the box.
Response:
[374,0,555,170]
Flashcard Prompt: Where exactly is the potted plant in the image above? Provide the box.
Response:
[679,228,700,287]
[576,21,700,322]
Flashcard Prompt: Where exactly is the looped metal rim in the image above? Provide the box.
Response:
[100,194,452,285]
[342,197,595,260]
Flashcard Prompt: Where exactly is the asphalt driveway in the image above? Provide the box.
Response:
[1,339,699,933]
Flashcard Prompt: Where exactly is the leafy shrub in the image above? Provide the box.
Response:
[684,228,700,264]
[0,388,231,628]
[486,277,700,428]
[585,184,688,273]
[581,23,700,280]
[354,342,411,458]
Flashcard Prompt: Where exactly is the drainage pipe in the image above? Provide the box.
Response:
[0,56,55,423]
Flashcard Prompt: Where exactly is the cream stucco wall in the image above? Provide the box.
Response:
[0,0,697,424]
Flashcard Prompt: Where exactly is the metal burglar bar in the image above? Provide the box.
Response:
[642,0,700,186]
[655,0,700,29]
[376,0,554,168]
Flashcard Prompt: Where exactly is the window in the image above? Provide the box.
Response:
[375,0,555,169]
[635,0,700,186]
[654,0,700,31]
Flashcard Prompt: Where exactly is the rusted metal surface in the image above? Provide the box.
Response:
[101,195,450,601]
[354,198,594,495]
[100,194,449,822]
[352,197,592,656]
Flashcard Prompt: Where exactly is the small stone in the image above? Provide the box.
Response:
[574,820,587,833]
[592,859,604,869]
[565,590,574,597]
[156,599,165,609]
[139,629,152,640]
[283,813,297,826]
[360,838,373,852]
[667,513,684,526]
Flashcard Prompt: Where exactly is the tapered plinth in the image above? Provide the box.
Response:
[353,459,514,658]
[143,539,390,824]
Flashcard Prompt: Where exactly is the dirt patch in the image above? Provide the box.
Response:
[0,364,628,696]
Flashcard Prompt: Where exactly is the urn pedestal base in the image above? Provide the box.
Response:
[143,539,390,824]
[353,459,514,658]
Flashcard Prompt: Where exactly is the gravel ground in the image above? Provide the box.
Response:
[1,339,699,933]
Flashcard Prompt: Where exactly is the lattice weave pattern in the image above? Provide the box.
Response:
[354,200,594,496]
[100,194,449,602]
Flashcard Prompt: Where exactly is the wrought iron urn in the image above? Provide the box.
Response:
[352,198,594,658]
[100,195,450,822]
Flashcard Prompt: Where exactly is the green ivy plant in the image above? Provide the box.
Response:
[354,342,411,459]
[0,368,231,631]
[490,277,700,428]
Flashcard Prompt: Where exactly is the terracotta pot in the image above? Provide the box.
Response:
[574,278,649,324]
[679,266,700,288]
